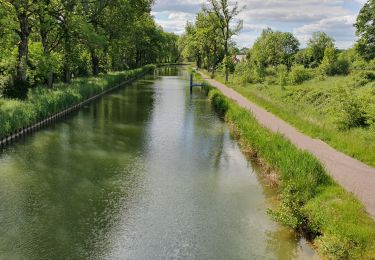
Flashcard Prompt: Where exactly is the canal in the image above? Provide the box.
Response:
[0,67,318,259]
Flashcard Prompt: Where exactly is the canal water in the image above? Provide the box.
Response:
[0,67,318,259]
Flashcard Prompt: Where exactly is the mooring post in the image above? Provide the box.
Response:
[190,73,193,94]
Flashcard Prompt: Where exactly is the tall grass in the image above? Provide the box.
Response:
[210,71,375,167]
[0,65,155,139]
[209,88,375,259]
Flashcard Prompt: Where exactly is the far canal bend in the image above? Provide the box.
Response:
[0,66,318,259]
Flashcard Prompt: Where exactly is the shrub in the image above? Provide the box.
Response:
[0,65,155,139]
[289,65,312,85]
[333,57,350,75]
[265,66,277,77]
[350,70,375,88]
[335,89,368,130]
[250,65,266,83]
[234,62,253,84]
[277,64,288,86]
[358,87,375,127]
[319,43,337,76]
[237,63,266,84]
[352,58,368,70]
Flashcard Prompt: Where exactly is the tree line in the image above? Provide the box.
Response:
[0,0,179,99]
[178,0,242,82]
[180,0,375,84]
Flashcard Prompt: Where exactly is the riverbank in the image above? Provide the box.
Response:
[0,65,156,142]
[202,80,375,258]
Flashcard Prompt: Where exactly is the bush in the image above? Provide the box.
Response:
[250,65,266,83]
[234,62,253,84]
[350,70,375,88]
[333,57,350,75]
[277,64,288,86]
[335,89,368,130]
[357,87,375,127]
[237,64,265,84]
[0,65,155,139]
[289,65,312,85]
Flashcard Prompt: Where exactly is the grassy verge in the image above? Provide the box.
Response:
[208,72,375,167]
[206,86,375,259]
[0,65,156,139]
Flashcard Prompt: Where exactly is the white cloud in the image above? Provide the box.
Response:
[153,11,196,34]
[153,0,366,48]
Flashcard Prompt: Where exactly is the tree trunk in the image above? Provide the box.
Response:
[212,46,217,78]
[41,31,54,87]
[224,39,229,83]
[63,64,71,83]
[62,19,72,83]
[63,39,72,83]
[91,49,100,76]
[206,48,211,71]
[196,54,202,69]
[13,9,30,98]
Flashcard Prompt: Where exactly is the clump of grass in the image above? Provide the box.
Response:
[208,88,375,259]
[0,65,155,139]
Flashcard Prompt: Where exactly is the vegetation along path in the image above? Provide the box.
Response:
[198,70,375,219]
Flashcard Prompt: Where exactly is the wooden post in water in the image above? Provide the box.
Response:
[190,73,193,94]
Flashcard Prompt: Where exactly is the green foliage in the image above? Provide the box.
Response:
[268,183,308,229]
[0,1,174,97]
[289,65,312,85]
[355,0,375,61]
[335,89,368,130]
[234,62,253,84]
[333,55,351,75]
[317,45,350,77]
[0,65,154,139]
[318,43,337,76]
[294,48,314,68]
[307,32,335,65]
[277,64,288,86]
[251,28,300,68]
[305,186,375,259]
[28,41,63,85]
[350,70,375,87]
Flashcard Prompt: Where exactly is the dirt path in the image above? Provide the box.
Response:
[198,71,375,219]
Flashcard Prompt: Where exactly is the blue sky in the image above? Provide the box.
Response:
[152,0,367,49]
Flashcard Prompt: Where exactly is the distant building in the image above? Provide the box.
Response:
[233,55,247,63]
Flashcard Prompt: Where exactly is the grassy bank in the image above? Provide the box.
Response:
[209,72,375,167]
[0,65,156,140]
[207,87,375,259]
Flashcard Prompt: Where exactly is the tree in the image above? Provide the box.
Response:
[1,0,36,98]
[307,32,334,66]
[294,48,314,68]
[35,0,62,87]
[179,22,202,68]
[195,10,223,77]
[208,0,242,83]
[355,0,375,61]
[318,42,337,76]
[0,0,176,98]
[251,28,300,69]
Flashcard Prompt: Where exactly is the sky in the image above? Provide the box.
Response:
[152,0,367,49]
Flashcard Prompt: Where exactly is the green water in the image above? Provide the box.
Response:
[0,67,318,259]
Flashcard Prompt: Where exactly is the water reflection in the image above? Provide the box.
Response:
[0,67,318,259]
[0,79,154,259]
